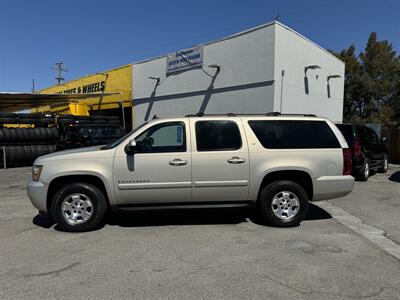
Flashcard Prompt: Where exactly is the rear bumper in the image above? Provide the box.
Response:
[313,175,354,201]
[27,181,48,212]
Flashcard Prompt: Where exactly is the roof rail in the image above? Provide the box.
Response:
[184,112,317,117]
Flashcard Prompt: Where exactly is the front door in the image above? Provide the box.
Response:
[190,118,250,202]
[113,120,192,205]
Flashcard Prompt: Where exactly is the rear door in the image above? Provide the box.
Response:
[190,118,250,202]
[357,126,373,163]
[365,127,384,166]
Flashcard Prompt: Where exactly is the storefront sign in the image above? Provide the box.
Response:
[166,45,203,75]
[56,81,106,94]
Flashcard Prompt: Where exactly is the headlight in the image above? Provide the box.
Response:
[32,165,43,182]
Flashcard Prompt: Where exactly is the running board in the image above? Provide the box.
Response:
[115,202,255,212]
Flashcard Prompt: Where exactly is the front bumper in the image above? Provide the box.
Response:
[27,181,48,212]
[313,175,354,201]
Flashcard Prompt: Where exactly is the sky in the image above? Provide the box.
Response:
[0,0,399,92]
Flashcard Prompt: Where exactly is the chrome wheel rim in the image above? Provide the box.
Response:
[271,191,300,220]
[384,157,388,170]
[61,193,93,225]
[365,163,369,178]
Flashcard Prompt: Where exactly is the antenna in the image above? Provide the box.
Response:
[50,62,68,85]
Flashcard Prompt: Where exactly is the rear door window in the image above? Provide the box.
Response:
[248,120,340,149]
[195,120,242,151]
[336,124,356,145]
[366,127,379,143]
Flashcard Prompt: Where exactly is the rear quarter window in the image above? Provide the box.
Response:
[248,120,341,149]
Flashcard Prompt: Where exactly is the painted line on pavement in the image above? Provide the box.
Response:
[316,201,400,261]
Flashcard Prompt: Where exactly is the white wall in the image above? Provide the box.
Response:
[132,25,276,126]
[273,23,345,122]
[131,21,345,126]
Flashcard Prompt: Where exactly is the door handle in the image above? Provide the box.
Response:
[169,158,188,166]
[227,156,246,164]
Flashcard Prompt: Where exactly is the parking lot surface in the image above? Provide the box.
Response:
[1,166,400,299]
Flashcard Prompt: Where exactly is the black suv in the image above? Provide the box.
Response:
[58,124,126,150]
[336,124,389,181]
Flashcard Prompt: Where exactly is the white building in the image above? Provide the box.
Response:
[131,21,344,126]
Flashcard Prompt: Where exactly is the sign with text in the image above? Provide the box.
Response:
[166,45,203,75]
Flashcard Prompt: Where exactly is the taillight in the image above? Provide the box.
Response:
[342,148,352,175]
[353,141,362,157]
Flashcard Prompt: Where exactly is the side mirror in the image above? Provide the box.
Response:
[382,136,388,143]
[124,139,138,155]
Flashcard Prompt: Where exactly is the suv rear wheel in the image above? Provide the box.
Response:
[357,161,369,181]
[51,182,107,232]
[378,154,389,173]
[259,180,309,227]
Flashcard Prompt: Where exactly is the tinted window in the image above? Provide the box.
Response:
[366,127,378,143]
[248,120,340,149]
[196,120,242,151]
[336,124,356,145]
[356,126,368,142]
[135,122,186,153]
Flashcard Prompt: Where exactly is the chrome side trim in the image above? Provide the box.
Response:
[118,182,192,190]
[194,180,249,187]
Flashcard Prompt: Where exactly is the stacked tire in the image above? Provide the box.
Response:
[0,145,57,168]
[0,127,59,168]
[0,113,19,124]
[58,115,122,126]
[18,113,56,126]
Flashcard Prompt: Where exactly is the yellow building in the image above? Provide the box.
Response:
[38,64,132,118]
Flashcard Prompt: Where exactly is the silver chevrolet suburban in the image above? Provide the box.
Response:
[27,113,354,232]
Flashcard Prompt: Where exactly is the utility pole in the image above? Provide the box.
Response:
[32,79,35,93]
[50,62,68,85]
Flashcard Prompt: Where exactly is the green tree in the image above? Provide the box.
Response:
[332,33,400,125]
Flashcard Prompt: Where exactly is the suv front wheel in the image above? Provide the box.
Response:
[259,180,309,227]
[51,182,107,232]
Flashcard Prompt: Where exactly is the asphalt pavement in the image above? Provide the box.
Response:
[1,166,400,299]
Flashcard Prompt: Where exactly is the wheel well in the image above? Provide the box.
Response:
[258,170,313,201]
[46,175,109,211]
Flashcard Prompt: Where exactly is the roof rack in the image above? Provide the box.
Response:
[185,112,317,117]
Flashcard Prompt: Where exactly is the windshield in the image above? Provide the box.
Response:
[101,122,148,150]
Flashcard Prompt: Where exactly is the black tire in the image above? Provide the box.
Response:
[59,119,76,125]
[32,145,39,160]
[33,128,42,142]
[378,154,389,173]
[17,129,24,143]
[0,113,17,118]
[37,118,55,124]
[0,117,19,124]
[19,118,37,125]
[259,180,309,227]
[92,119,107,124]
[58,114,75,120]
[4,128,11,142]
[9,128,18,143]
[51,182,107,232]
[39,128,47,142]
[0,128,6,143]
[356,161,369,182]
[50,127,60,141]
